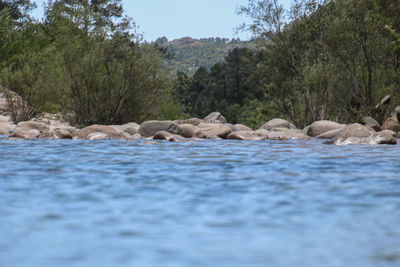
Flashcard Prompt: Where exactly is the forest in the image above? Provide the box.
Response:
[1,0,400,129]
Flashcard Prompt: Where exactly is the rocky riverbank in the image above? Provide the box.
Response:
[1,110,400,145]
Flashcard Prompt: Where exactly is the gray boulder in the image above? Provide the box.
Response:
[336,123,372,139]
[316,128,346,139]
[325,123,396,145]
[362,116,381,132]
[111,123,139,134]
[73,125,125,139]
[260,118,296,131]
[53,129,73,139]
[374,130,397,145]
[233,124,252,132]
[18,121,50,133]
[179,124,200,138]
[9,128,40,139]
[0,125,8,135]
[268,128,310,140]
[381,117,400,133]
[195,123,232,139]
[307,120,345,137]
[203,112,227,124]
[139,121,182,137]
[227,130,268,141]
[153,131,186,142]
[87,132,109,140]
[174,118,204,126]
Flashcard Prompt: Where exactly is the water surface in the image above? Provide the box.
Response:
[1,139,400,267]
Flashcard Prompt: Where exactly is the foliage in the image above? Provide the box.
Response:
[0,0,183,126]
[237,0,400,126]
[174,47,264,124]
[156,36,256,76]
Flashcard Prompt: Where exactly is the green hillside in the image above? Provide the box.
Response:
[154,37,255,76]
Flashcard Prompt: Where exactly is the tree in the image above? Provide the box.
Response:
[41,0,174,126]
[0,0,35,22]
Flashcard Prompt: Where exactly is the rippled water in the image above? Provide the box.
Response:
[0,139,400,267]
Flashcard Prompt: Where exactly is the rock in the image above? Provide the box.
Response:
[203,112,227,124]
[324,123,395,145]
[233,124,252,132]
[381,117,400,133]
[18,121,50,133]
[259,118,296,131]
[0,125,9,135]
[127,133,142,140]
[362,116,381,132]
[73,125,125,139]
[316,128,346,139]
[139,121,182,137]
[153,131,186,142]
[227,130,268,141]
[307,120,345,137]
[195,123,232,139]
[393,106,400,120]
[0,115,11,123]
[111,123,139,133]
[53,129,73,139]
[336,123,372,139]
[9,128,39,139]
[87,132,109,140]
[267,128,310,140]
[179,124,200,138]
[55,126,76,134]
[174,118,204,126]
[123,126,139,136]
[375,130,397,145]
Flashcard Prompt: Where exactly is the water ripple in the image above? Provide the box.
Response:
[0,139,400,267]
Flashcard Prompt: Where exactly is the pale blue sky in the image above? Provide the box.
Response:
[32,0,291,41]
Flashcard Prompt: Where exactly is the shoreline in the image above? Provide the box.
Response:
[1,111,400,146]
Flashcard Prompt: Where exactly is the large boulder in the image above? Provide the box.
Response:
[0,125,9,135]
[153,131,186,142]
[111,123,139,134]
[362,116,381,132]
[316,128,346,139]
[381,117,400,133]
[233,124,252,132]
[325,123,395,145]
[179,124,200,138]
[55,126,76,134]
[53,129,73,139]
[375,130,397,145]
[86,132,109,140]
[227,130,268,141]
[174,118,204,126]
[195,123,232,139]
[73,125,125,139]
[267,128,310,140]
[259,118,296,131]
[335,123,372,139]
[9,128,40,139]
[18,121,50,133]
[203,112,227,124]
[139,121,182,137]
[307,120,345,137]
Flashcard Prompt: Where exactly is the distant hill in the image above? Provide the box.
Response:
[154,37,255,76]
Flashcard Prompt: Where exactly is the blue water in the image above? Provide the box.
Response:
[0,139,400,267]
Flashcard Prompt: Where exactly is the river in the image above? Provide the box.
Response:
[0,139,399,267]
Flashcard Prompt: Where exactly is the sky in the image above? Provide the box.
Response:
[32,0,291,42]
